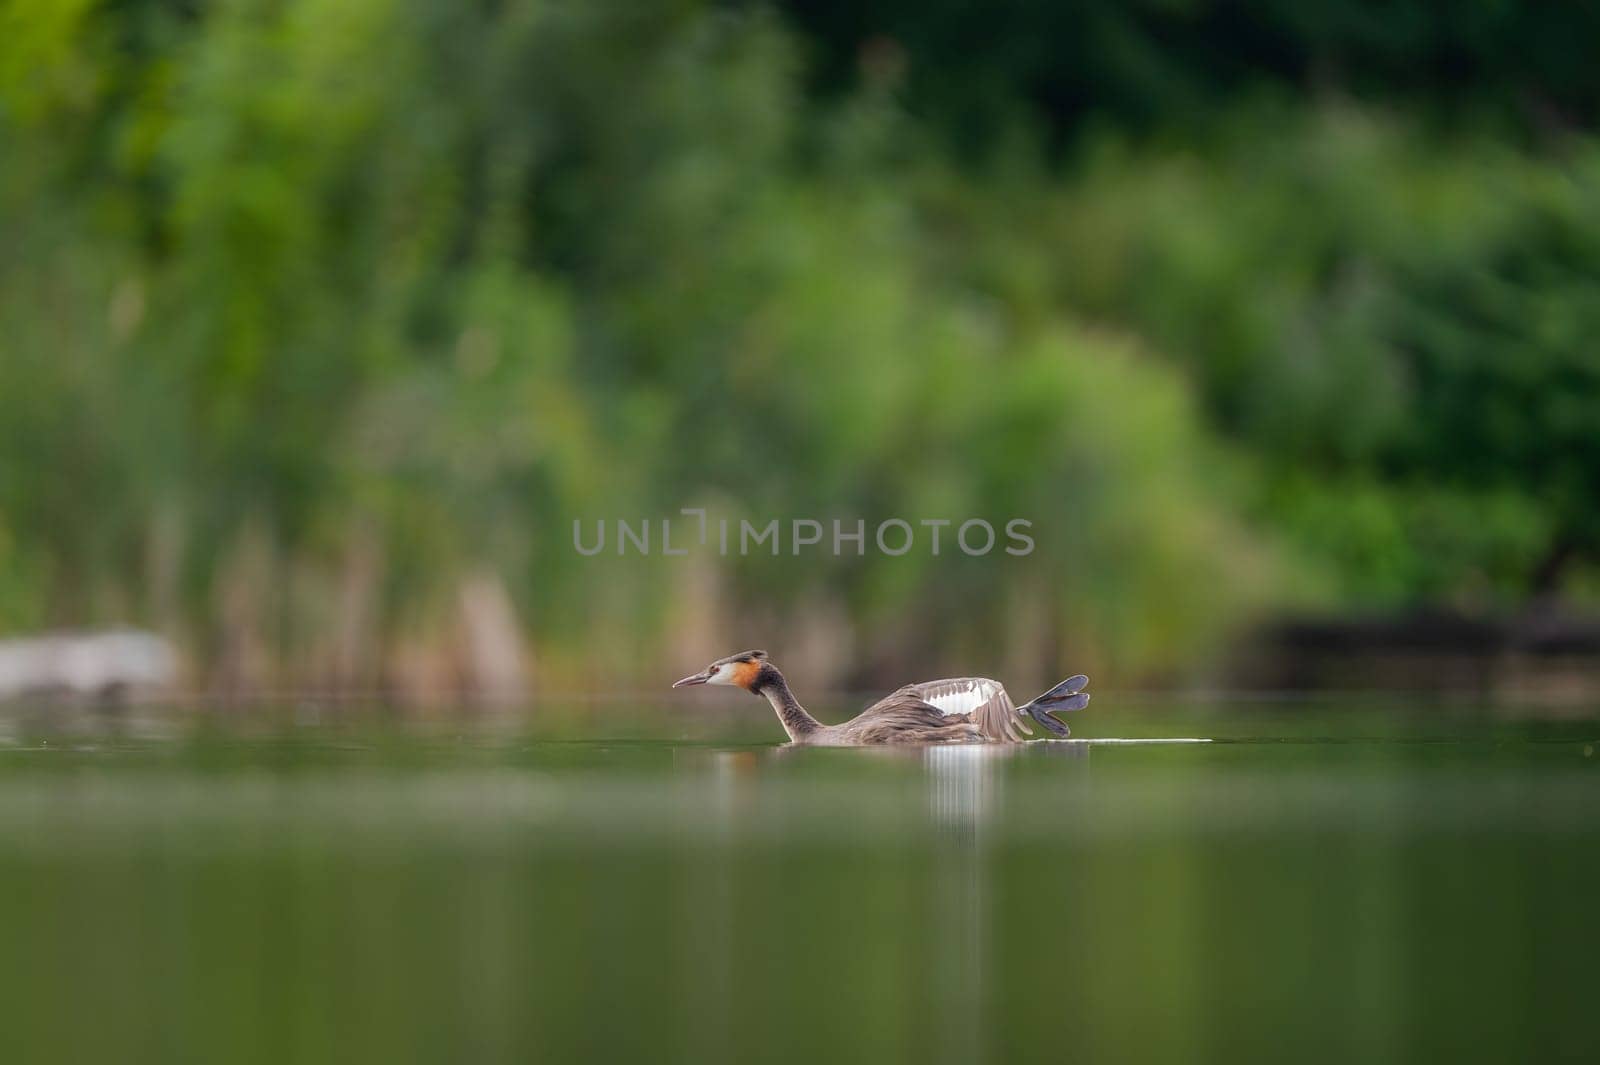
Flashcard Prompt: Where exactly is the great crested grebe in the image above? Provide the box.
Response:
[672,650,1090,745]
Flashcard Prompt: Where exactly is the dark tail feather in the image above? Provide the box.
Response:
[1022,676,1091,738]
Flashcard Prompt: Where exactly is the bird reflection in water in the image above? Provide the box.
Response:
[668,742,1090,1064]
[923,742,1087,1064]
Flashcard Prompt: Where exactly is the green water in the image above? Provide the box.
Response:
[2,706,1597,1064]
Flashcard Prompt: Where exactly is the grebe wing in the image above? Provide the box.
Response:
[903,677,1032,742]
[843,688,984,744]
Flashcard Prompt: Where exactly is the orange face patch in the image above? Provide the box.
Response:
[731,659,761,689]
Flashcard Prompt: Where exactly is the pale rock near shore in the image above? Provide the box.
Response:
[0,630,177,702]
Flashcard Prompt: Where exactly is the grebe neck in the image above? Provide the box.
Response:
[755,667,822,742]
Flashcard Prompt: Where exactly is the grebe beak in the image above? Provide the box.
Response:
[672,669,712,688]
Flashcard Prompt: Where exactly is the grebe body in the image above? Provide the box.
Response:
[672,651,1089,745]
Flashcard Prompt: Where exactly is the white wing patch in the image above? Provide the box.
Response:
[906,677,1030,742]
[920,678,1005,717]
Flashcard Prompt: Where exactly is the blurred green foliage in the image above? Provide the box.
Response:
[1028,114,1600,606]
[1,0,1596,686]
[784,0,1600,150]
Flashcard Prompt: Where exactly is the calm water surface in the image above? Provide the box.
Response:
[1,703,1597,1064]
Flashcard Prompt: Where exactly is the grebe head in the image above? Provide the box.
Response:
[672,650,770,692]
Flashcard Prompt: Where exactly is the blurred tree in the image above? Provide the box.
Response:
[779,0,1600,153]
[1019,112,1600,605]
[1,0,1595,692]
